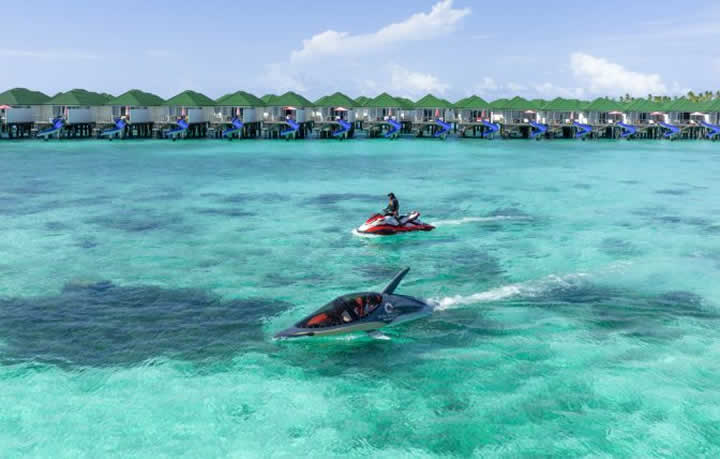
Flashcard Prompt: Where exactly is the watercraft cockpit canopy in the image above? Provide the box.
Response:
[296,292,383,328]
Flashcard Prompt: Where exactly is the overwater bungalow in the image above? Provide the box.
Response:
[488,99,508,123]
[213,90,264,139]
[413,94,453,121]
[704,99,720,139]
[618,99,669,139]
[44,89,112,138]
[663,98,717,139]
[489,97,543,138]
[312,92,357,139]
[664,98,705,124]
[582,98,624,124]
[454,95,492,138]
[454,95,490,123]
[359,93,403,122]
[261,91,313,139]
[0,88,51,139]
[709,99,720,125]
[395,97,416,123]
[412,94,454,137]
[162,90,216,139]
[359,93,406,138]
[500,97,541,124]
[582,98,626,138]
[313,92,357,122]
[624,99,666,124]
[101,89,165,139]
[540,98,586,125]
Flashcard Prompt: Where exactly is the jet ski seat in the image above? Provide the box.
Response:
[398,212,420,225]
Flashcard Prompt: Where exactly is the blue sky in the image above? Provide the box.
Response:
[2,0,718,101]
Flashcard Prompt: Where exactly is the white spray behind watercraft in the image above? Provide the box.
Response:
[428,273,592,311]
[430,215,532,226]
[428,262,633,311]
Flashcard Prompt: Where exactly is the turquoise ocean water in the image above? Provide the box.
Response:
[1,139,719,457]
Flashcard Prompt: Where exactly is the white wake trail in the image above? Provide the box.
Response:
[428,272,590,311]
[351,229,381,238]
[430,216,532,226]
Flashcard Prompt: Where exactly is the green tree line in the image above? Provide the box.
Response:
[618,91,720,103]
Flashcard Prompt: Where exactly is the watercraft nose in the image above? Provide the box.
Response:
[273,328,293,339]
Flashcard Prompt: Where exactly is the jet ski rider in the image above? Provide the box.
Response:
[384,192,400,222]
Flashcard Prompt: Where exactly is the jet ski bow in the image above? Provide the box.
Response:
[356,211,435,235]
[274,267,431,338]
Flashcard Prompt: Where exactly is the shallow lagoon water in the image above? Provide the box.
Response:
[1,138,719,456]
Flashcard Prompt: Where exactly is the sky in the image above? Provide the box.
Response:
[1,0,718,101]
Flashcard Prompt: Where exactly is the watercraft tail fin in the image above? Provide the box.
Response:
[382,267,410,294]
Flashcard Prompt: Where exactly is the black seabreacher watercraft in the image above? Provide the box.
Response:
[274,268,431,338]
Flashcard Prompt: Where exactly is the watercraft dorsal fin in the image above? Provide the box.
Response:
[382,267,410,295]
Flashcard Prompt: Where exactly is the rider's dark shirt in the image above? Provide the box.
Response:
[385,197,399,215]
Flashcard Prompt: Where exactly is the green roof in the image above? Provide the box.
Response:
[354,96,370,107]
[696,99,715,112]
[454,95,489,109]
[265,91,313,107]
[624,98,664,112]
[0,87,51,105]
[488,98,509,110]
[542,97,585,111]
[663,97,705,113]
[584,97,624,112]
[260,94,276,104]
[453,96,469,107]
[216,90,265,106]
[313,92,356,108]
[396,97,416,110]
[499,96,540,111]
[163,90,215,106]
[414,94,452,109]
[48,89,112,106]
[707,98,720,112]
[364,93,403,108]
[106,89,165,106]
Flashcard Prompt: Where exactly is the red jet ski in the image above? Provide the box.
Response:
[356,211,435,235]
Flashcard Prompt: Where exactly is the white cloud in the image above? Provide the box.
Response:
[260,63,309,94]
[534,82,585,99]
[570,52,667,96]
[473,77,498,94]
[290,0,470,61]
[469,77,585,99]
[360,79,379,94]
[0,49,99,59]
[506,82,528,91]
[390,65,449,97]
